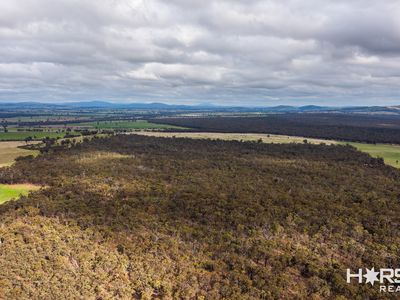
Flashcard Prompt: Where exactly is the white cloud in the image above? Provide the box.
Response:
[350,53,380,65]
[0,0,399,105]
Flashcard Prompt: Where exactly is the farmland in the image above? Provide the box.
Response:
[345,142,400,168]
[0,120,183,142]
[0,184,41,204]
[71,120,185,130]
[135,131,338,144]
[0,141,39,167]
[0,131,67,141]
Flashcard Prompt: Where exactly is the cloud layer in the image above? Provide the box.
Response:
[1,0,400,105]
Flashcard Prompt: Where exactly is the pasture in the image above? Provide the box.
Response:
[0,184,41,204]
[345,142,400,168]
[134,131,338,145]
[0,141,39,167]
[0,131,66,141]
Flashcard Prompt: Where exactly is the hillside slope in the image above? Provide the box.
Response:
[0,135,399,299]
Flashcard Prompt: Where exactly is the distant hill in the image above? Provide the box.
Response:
[0,101,399,114]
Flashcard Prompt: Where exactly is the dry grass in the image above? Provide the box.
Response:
[134,131,338,145]
[3,184,42,190]
[0,141,39,167]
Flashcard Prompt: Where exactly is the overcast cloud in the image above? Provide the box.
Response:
[1,0,400,105]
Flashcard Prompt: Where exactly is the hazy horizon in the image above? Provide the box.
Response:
[0,99,399,108]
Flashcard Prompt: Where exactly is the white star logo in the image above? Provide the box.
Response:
[364,268,379,285]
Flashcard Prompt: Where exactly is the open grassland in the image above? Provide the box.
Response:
[0,184,41,204]
[135,131,400,168]
[0,131,67,141]
[135,131,338,145]
[0,141,39,167]
[344,142,400,168]
[73,120,185,130]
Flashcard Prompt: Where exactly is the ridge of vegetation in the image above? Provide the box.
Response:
[151,115,400,144]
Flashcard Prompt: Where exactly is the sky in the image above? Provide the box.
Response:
[1,0,400,106]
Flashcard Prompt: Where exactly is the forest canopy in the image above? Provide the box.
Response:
[0,135,399,299]
[151,114,400,144]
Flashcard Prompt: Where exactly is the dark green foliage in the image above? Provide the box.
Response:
[0,135,399,299]
[152,114,400,144]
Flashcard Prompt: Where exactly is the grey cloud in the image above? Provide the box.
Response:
[0,0,399,105]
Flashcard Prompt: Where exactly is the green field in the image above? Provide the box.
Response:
[344,142,400,168]
[73,120,184,130]
[0,131,68,141]
[0,184,41,204]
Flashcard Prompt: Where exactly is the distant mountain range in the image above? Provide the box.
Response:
[0,101,400,114]
[0,101,217,110]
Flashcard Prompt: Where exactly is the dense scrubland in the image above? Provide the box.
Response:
[0,135,399,299]
[152,114,400,144]
[135,131,400,168]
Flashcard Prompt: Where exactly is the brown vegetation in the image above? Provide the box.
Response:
[151,114,400,144]
[0,135,399,299]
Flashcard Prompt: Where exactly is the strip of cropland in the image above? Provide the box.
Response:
[71,120,185,130]
[134,131,338,145]
[0,131,71,141]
